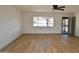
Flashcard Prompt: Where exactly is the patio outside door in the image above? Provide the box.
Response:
[62,17,69,34]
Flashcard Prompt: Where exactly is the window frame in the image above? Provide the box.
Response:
[33,16,54,27]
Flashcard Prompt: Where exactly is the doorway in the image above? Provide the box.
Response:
[62,17,76,36]
[62,17,69,34]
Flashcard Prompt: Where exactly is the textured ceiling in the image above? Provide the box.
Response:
[14,5,79,13]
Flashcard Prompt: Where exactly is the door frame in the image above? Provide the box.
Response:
[61,17,70,34]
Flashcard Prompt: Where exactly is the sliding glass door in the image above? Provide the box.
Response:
[62,17,69,34]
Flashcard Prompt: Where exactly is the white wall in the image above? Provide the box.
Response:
[0,6,22,49]
[22,12,72,34]
[75,13,79,37]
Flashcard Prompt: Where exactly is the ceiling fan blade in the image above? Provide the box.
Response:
[58,6,65,8]
[57,8,64,11]
[52,5,65,11]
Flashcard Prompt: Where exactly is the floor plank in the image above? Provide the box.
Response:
[2,34,79,53]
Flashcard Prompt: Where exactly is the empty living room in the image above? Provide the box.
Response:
[0,5,79,53]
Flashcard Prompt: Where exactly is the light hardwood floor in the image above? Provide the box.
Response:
[2,34,79,53]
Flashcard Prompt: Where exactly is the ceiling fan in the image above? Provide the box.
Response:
[53,5,65,11]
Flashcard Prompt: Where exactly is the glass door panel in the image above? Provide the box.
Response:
[62,17,69,34]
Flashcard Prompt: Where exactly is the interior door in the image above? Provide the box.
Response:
[69,16,76,36]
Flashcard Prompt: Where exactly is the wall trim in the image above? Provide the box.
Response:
[22,33,61,35]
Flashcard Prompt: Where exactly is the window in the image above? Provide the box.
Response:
[33,17,53,27]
